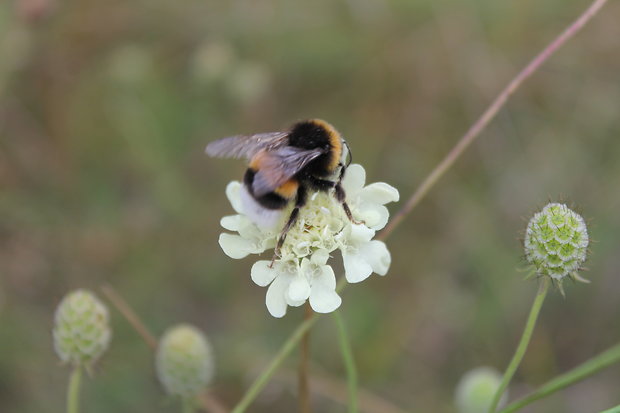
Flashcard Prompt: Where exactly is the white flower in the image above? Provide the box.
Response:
[218,164,399,318]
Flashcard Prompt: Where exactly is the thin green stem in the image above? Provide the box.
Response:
[299,303,313,413]
[599,406,620,413]
[67,366,82,413]
[488,278,550,413]
[333,311,358,413]
[231,314,319,413]
[498,342,620,413]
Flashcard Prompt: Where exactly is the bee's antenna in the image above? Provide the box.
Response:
[344,140,353,167]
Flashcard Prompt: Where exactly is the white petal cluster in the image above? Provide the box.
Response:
[218,164,399,318]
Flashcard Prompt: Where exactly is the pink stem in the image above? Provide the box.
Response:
[379,0,609,241]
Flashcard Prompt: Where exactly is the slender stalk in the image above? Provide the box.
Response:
[379,0,609,242]
[299,303,313,413]
[100,284,158,350]
[498,342,620,413]
[333,311,358,413]
[231,0,609,410]
[599,406,620,413]
[231,314,319,413]
[488,278,550,413]
[67,366,82,413]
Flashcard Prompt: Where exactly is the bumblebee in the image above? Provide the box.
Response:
[206,119,361,262]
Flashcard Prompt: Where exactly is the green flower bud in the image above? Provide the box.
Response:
[524,203,589,281]
[53,289,112,367]
[156,324,214,398]
[455,367,504,413]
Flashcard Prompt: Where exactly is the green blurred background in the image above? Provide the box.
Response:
[1,0,619,412]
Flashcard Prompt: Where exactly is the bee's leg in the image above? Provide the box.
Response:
[334,165,364,225]
[270,186,308,268]
[334,182,364,226]
[309,175,365,226]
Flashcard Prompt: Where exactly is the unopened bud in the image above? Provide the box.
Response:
[53,289,111,367]
[156,324,214,397]
[524,203,589,282]
[455,367,505,413]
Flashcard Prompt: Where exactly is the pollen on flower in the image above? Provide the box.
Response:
[524,203,589,283]
[278,191,347,261]
[218,164,399,318]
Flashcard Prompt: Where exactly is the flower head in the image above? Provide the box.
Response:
[524,203,589,284]
[455,367,505,413]
[156,324,215,398]
[53,289,112,368]
[218,164,399,317]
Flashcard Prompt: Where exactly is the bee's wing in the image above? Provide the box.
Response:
[205,132,289,160]
[252,146,325,197]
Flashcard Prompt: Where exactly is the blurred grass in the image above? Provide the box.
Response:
[1,0,620,412]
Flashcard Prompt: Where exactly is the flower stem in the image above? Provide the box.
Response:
[488,278,550,413]
[100,284,158,350]
[333,311,358,413]
[599,406,620,413]
[231,313,319,413]
[67,366,82,413]
[299,303,312,413]
[498,342,620,413]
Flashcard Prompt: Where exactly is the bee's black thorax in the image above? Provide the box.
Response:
[288,120,332,150]
[289,119,342,179]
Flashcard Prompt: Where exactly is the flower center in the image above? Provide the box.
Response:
[278,191,348,260]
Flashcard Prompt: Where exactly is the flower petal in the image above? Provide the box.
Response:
[309,265,342,313]
[288,273,311,302]
[341,164,366,196]
[265,275,290,318]
[225,181,244,214]
[348,223,375,244]
[220,215,243,231]
[342,248,373,283]
[310,249,330,266]
[360,182,400,205]
[218,233,262,259]
[360,240,391,276]
[357,204,389,231]
[251,261,278,287]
